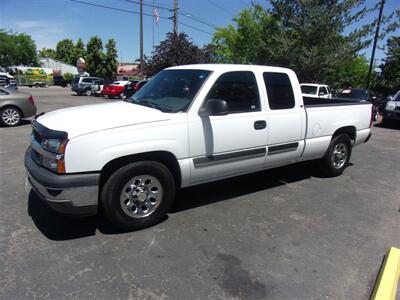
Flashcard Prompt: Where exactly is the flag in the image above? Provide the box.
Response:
[153,8,160,25]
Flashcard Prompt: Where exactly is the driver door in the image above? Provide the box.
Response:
[187,71,268,184]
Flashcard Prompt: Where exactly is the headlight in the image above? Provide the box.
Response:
[385,102,396,111]
[41,138,68,173]
[42,138,68,153]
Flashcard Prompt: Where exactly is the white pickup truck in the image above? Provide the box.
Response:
[300,83,332,99]
[25,64,372,230]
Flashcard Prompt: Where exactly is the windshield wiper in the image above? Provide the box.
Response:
[130,99,173,112]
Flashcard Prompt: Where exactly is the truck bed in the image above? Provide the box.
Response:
[303,97,371,107]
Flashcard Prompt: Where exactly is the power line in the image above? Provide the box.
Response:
[121,0,218,29]
[69,0,214,35]
[179,21,213,35]
[206,0,235,17]
[70,0,168,19]
[180,11,218,29]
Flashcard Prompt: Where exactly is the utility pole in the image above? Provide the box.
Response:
[140,0,144,78]
[366,0,385,89]
[170,0,178,35]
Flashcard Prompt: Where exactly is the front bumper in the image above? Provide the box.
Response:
[383,111,400,121]
[25,148,99,216]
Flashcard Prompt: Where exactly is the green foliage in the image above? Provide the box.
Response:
[379,36,400,92]
[0,29,39,67]
[211,2,399,88]
[72,38,86,65]
[63,72,75,82]
[56,39,76,65]
[86,36,104,77]
[39,48,57,59]
[145,32,212,76]
[103,38,118,80]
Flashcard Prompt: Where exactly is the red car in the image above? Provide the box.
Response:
[101,81,129,99]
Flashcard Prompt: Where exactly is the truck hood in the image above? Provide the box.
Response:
[37,101,171,139]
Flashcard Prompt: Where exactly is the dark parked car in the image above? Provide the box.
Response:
[0,88,36,127]
[71,76,104,96]
[133,80,148,93]
[53,75,68,87]
[121,80,139,99]
[337,88,381,121]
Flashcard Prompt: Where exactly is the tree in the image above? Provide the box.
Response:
[86,36,104,77]
[212,2,399,87]
[56,39,75,65]
[39,48,57,59]
[63,72,75,82]
[0,29,39,67]
[379,36,400,92]
[146,32,211,76]
[103,38,118,80]
[72,38,86,65]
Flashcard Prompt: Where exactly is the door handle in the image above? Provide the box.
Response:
[254,120,267,130]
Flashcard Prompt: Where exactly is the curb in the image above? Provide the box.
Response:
[371,247,400,300]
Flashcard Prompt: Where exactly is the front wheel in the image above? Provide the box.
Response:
[0,106,22,127]
[101,161,175,230]
[318,134,351,177]
[84,89,92,96]
[120,92,126,99]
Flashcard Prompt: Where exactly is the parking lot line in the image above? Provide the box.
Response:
[371,247,400,300]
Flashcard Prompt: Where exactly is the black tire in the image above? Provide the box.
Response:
[318,134,352,177]
[382,118,392,127]
[101,161,175,230]
[84,88,92,96]
[34,83,40,88]
[0,106,22,127]
[120,92,126,99]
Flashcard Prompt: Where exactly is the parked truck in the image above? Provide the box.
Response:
[25,64,372,230]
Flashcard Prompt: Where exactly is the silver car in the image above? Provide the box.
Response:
[0,87,37,127]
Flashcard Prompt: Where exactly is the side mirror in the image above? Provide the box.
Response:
[198,99,229,117]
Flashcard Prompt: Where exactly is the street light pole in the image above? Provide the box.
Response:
[140,0,144,78]
[366,0,385,89]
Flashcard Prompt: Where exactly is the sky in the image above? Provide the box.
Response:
[0,0,399,65]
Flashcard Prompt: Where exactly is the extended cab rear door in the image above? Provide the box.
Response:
[187,70,268,184]
[262,71,306,167]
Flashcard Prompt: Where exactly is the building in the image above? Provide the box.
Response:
[116,63,140,81]
[40,57,79,76]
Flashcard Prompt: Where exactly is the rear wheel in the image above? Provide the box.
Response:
[120,92,126,99]
[84,89,92,96]
[318,134,351,177]
[101,161,175,230]
[0,106,22,127]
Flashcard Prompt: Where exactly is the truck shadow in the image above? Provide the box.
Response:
[27,161,330,241]
[171,162,317,213]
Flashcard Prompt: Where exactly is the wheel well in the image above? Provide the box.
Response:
[0,105,23,117]
[332,126,356,142]
[100,151,182,188]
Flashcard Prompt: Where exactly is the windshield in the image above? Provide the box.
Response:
[337,89,369,100]
[127,69,211,113]
[394,93,400,101]
[301,85,317,95]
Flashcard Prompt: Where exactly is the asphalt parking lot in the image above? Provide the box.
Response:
[0,86,399,299]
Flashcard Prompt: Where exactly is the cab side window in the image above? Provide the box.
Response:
[206,71,260,113]
[263,72,295,110]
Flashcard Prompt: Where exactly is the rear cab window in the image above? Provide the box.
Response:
[263,72,295,110]
[301,85,317,95]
